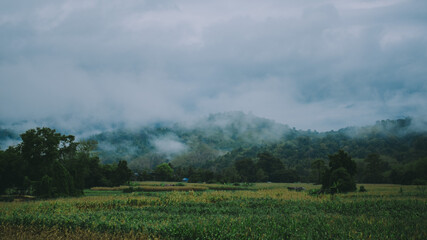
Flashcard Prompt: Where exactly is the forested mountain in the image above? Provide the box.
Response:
[87,112,427,184]
[1,112,426,185]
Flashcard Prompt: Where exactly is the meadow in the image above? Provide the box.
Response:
[0,182,426,239]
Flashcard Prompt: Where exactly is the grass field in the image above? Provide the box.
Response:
[0,182,426,239]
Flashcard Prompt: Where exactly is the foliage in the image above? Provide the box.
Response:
[234,158,256,182]
[310,159,326,184]
[0,128,133,197]
[1,114,427,186]
[322,150,357,193]
[0,183,426,239]
[52,115,418,180]
[363,153,388,183]
[0,128,81,197]
[154,163,174,181]
[329,167,356,193]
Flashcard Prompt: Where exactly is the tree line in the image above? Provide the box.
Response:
[0,128,132,198]
[133,151,299,184]
[81,116,426,185]
[136,148,425,194]
[1,123,426,197]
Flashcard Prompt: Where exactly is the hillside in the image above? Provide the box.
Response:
[82,112,426,184]
[1,112,426,184]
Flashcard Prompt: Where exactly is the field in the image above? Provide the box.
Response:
[1,182,426,239]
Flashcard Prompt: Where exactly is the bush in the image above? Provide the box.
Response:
[321,150,357,194]
[359,185,367,192]
[330,168,356,193]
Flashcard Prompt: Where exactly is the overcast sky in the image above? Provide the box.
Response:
[1,0,426,132]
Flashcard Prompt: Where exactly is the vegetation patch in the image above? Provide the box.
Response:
[0,183,426,239]
[123,186,207,192]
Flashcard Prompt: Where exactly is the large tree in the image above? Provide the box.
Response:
[113,160,133,186]
[322,150,357,193]
[154,163,174,181]
[17,128,79,197]
[234,157,256,182]
[257,151,284,181]
[363,153,387,183]
[0,147,24,194]
[1,127,134,196]
[311,159,326,184]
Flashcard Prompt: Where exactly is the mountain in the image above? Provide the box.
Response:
[1,112,426,183]
[88,112,293,166]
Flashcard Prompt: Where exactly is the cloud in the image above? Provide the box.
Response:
[1,0,426,132]
[151,134,188,158]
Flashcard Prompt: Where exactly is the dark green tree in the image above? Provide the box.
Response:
[154,163,174,181]
[322,150,357,193]
[113,160,132,186]
[234,157,256,182]
[17,128,79,197]
[255,169,268,182]
[311,159,326,184]
[328,150,356,176]
[363,153,387,183]
[0,147,25,194]
[19,128,76,182]
[270,169,299,183]
[329,167,356,193]
[389,169,403,184]
[256,151,284,181]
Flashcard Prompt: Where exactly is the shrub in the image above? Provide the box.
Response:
[329,168,356,193]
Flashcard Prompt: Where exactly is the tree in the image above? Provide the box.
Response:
[329,167,356,193]
[257,151,284,181]
[113,160,132,186]
[322,150,357,193]
[0,148,25,194]
[389,169,402,184]
[154,163,174,181]
[328,150,356,176]
[19,128,79,197]
[363,153,387,183]
[311,159,326,184]
[221,167,241,183]
[255,169,268,182]
[270,169,299,183]
[234,157,256,182]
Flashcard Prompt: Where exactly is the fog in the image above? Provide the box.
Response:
[1,0,426,133]
[151,133,189,158]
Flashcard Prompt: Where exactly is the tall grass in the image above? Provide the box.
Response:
[1,183,426,239]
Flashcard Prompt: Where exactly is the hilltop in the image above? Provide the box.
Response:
[1,112,426,184]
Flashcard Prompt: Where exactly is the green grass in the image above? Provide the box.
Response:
[83,189,125,197]
[1,183,426,239]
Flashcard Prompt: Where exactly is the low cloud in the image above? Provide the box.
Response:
[1,0,426,132]
[151,134,188,158]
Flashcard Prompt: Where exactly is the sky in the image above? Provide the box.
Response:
[1,0,427,133]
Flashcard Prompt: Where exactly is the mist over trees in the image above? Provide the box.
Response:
[1,112,427,195]
[85,113,427,186]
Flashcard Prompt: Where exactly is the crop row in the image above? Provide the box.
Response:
[1,190,426,239]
